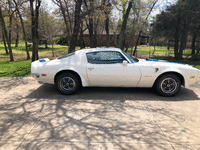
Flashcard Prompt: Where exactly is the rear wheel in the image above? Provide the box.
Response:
[154,73,181,96]
[56,73,81,95]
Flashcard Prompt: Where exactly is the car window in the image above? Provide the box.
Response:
[86,51,126,64]
[58,52,75,59]
[121,51,139,63]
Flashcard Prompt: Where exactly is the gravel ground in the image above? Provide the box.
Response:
[0,77,200,150]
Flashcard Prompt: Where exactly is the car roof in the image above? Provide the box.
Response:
[75,48,122,54]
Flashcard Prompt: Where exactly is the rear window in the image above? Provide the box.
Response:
[58,52,75,59]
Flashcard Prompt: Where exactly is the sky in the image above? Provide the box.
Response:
[151,0,178,16]
[44,0,178,17]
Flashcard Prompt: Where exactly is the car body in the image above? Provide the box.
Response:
[31,48,200,96]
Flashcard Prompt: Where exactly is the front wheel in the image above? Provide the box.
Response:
[154,73,181,97]
[56,73,81,95]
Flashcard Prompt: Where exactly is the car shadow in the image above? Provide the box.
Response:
[27,83,200,101]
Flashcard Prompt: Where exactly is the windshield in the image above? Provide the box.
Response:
[121,51,139,63]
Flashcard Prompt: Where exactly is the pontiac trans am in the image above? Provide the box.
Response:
[31,48,200,96]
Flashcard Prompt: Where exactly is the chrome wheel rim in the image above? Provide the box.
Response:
[161,78,177,94]
[59,77,75,91]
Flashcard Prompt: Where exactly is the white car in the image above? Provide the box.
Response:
[31,48,200,96]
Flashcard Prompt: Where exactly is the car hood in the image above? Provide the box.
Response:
[137,58,194,69]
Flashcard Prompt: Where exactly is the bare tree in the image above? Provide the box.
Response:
[52,0,73,45]
[133,0,158,56]
[39,8,59,57]
[68,0,82,53]
[30,0,42,62]
[1,27,9,54]
[13,0,30,60]
[14,13,19,47]
[118,0,133,50]
[0,6,14,61]
[103,0,111,47]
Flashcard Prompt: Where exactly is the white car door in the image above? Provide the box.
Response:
[86,51,141,87]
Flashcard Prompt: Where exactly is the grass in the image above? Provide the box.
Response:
[0,41,200,77]
[0,42,70,60]
[0,41,70,77]
[0,60,31,77]
[125,46,192,56]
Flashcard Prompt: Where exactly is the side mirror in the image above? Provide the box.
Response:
[123,60,128,66]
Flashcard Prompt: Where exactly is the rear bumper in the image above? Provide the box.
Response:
[31,73,44,84]
[31,73,40,79]
[198,70,200,81]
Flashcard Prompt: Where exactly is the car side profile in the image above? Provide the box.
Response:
[31,48,200,96]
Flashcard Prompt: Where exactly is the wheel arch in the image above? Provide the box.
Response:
[153,71,185,87]
[54,70,83,86]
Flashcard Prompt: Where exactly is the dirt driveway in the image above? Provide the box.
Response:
[0,77,200,150]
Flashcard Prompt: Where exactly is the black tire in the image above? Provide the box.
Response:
[154,73,181,97]
[56,73,81,95]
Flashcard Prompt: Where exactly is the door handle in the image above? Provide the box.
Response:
[88,68,94,70]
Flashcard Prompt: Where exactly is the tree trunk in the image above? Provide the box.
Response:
[191,34,197,56]
[0,7,14,61]
[52,39,54,57]
[35,2,40,60]
[93,22,97,48]
[114,32,118,47]
[130,46,133,56]
[89,0,94,48]
[178,17,190,60]
[30,0,36,62]
[105,14,109,47]
[79,21,85,49]
[15,31,19,47]
[68,0,82,53]
[174,17,181,59]
[15,14,19,47]
[133,30,142,56]
[153,37,156,55]
[45,40,48,49]
[30,0,41,62]
[191,24,200,56]
[8,2,13,44]
[2,30,9,54]
[8,16,12,44]
[89,17,94,48]
[125,41,130,53]
[103,0,110,47]
[59,0,70,45]
[118,1,132,50]
[167,39,170,50]
[13,0,30,60]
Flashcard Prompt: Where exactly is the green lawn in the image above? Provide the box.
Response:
[125,46,192,56]
[0,41,71,77]
[0,42,199,77]
[0,60,31,77]
[0,42,70,60]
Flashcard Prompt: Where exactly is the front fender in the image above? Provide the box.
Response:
[156,67,199,88]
